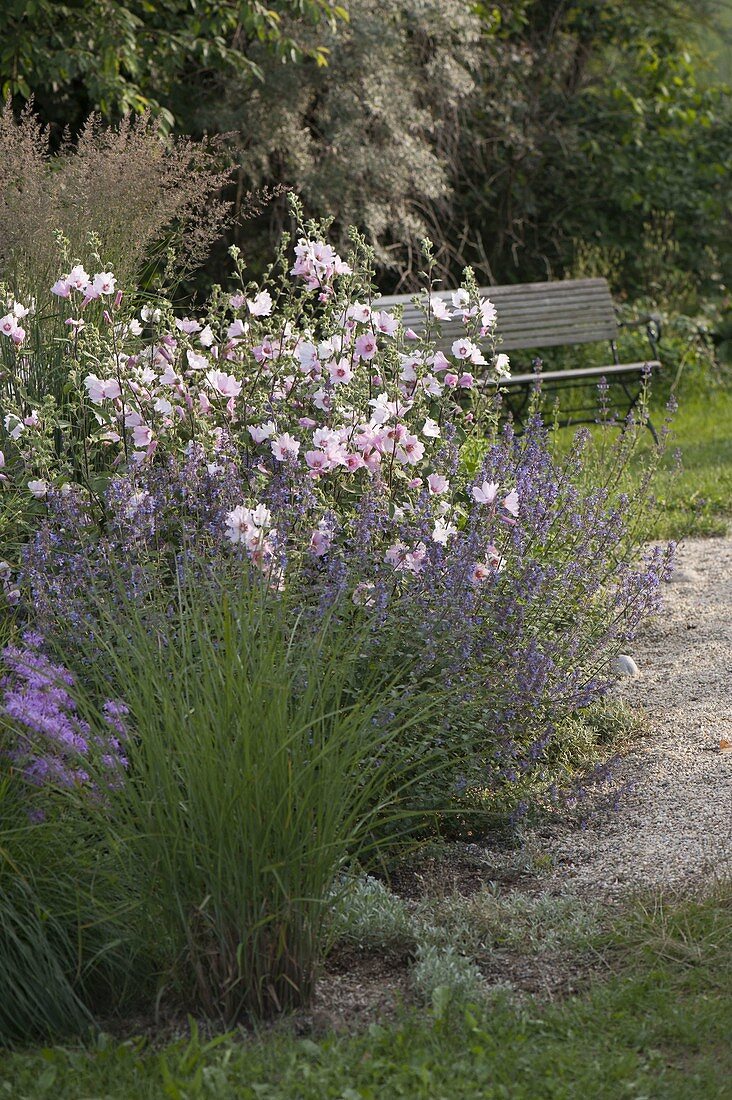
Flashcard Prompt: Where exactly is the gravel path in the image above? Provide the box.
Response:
[542,534,732,899]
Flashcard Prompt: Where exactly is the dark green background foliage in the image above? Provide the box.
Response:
[2,1,731,295]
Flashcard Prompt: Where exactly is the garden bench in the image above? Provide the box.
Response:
[375,277,662,442]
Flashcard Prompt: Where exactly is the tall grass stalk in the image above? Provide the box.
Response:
[0,777,137,1047]
[70,568,438,1024]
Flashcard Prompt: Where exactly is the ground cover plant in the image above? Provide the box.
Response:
[1,881,730,1098]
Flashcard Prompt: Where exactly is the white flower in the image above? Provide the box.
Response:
[480,298,497,327]
[347,302,372,324]
[27,479,49,499]
[205,369,242,398]
[249,421,276,444]
[175,317,201,334]
[270,433,301,462]
[67,265,90,292]
[247,290,273,317]
[422,417,440,438]
[429,295,452,321]
[451,338,477,361]
[186,350,209,371]
[432,518,457,545]
[125,491,150,518]
[503,489,520,517]
[84,374,122,403]
[0,314,19,338]
[427,473,449,495]
[4,414,24,440]
[494,353,511,377]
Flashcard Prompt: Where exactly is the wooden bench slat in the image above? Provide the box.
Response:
[393,301,616,323]
[429,327,618,352]
[376,279,620,347]
[499,361,661,386]
[497,330,618,350]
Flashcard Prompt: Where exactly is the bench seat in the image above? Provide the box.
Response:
[501,360,661,386]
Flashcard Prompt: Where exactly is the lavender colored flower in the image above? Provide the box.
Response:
[0,633,129,813]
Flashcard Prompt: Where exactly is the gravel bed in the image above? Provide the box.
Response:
[540,534,732,898]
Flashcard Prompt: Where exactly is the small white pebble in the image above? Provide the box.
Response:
[611,654,640,679]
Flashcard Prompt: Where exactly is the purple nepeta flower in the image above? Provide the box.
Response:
[0,633,129,812]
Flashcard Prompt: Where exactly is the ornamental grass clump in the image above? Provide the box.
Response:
[60,569,438,1025]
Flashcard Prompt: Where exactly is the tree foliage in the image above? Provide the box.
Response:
[2,0,731,297]
[0,0,347,134]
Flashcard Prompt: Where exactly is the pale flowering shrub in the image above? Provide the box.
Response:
[1,215,517,598]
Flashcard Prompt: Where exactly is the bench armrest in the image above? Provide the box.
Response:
[617,312,662,354]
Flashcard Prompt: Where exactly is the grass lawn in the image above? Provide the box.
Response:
[642,387,732,539]
[549,385,732,541]
[1,884,731,1099]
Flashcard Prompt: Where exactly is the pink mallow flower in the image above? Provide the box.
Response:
[270,433,301,462]
[348,302,372,324]
[132,424,153,449]
[328,358,353,385]
[309,522,332,557]
[67,265,89,292]
[205,369,242,398]
[503,489,520,517]
[51,277,71,298]
[249,421,276,444]
[375,310,399,336]
[85,374,122,403]
[175,317,202,335]
[451,338,477,361]
[305,450,332,475]
[429,295,452,321]
[432,518,457,545]
[395,434,425,466]
[352,582,376,607]
[27,479,49,499]
[92,272,116,296]
[472,481,499,505]
[427,473,449,495]
[225,504,273,548]
[355,332,377,360]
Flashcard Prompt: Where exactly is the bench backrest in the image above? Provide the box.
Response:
[375,277,619,353]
